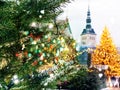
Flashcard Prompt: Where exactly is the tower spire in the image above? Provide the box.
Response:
[86,6,91,29]
[81,6,96,35]
[79,1,96,65]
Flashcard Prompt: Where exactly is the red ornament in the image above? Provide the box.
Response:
[32,60,38,66]
[15,53,19,57]
[55,57,58,60]
[50,45,53,49]
[29,33,33,38]
[38,53,42,57]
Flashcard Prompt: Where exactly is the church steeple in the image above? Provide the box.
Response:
[81,6,96,35]
[86,6,91,29]
[79,4,96,66]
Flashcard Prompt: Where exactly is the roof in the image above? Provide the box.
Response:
[81,28,96,35]
[81,7,96,35]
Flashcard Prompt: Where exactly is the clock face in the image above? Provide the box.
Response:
[81,35,96,46]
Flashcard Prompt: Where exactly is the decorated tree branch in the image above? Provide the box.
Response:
[0,0,76,89]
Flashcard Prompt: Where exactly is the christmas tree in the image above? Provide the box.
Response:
[0,0,77,89]
[92,26,120,77]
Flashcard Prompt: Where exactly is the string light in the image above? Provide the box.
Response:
[31,41,37,45]
[30,22,37,27]
[48,23,54,29]
[39,15,42,18]
[40,10,45,14]
[22,44,25,50]
[12,75,20,85]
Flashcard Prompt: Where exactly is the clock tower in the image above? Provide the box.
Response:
[81,7,96,47]
[79,7,96,65]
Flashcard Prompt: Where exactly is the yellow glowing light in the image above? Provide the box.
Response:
[64,46,69,51]
[44,60,47,63]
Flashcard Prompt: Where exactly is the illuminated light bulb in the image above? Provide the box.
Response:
[39,15,42,18]
[47,54,50,57]
[73,42,76,46]
[56,50,59,56]
[44,82,48,86]
[32,41,37,44]
[50,73,54,78]
[48,23,54,29]
[44,47,47,50]
[0,84,2,88]
[41,43,45,47]
[14,79,20,85]
[45,35,48,38]
[44,60,47,63]
[22,44,25,50]
[36,45,38,49]
[40,55,44,60]
[23,31,29,35]
[40,10,45,14]
[64,46,69,51]
[98,73,103,78]
[53,39,56,43]
[12,75,20,85]
[30,22,37,27]
[61,38,65,43]
[43,53,45,57]
[98,68,102,71]
[60,47,64,52]
[13,75,18,79]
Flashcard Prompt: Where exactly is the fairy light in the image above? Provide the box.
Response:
[40,10,45,14]
[30,22,37,27]
[39,15,42,18]
[48,23,54,29]
[12,75,20,85]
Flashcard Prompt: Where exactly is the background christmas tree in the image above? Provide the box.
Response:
[92,26,120,77]
[0,0,77,89]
